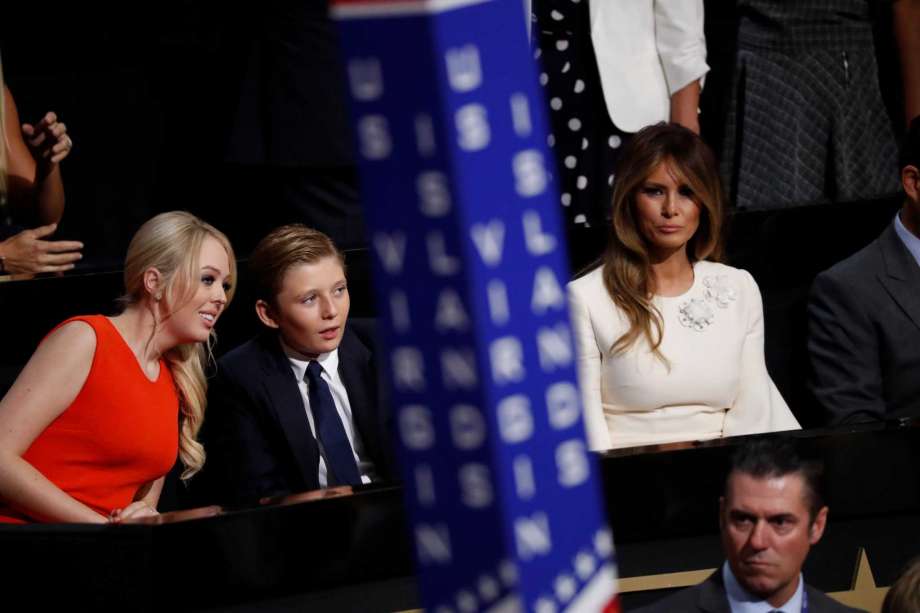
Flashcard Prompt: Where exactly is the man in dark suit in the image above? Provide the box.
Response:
[201,225,394,504]
[634,439,864,612]
[807,117,920,425]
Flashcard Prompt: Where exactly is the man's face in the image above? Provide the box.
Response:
[720,471,828,607]
[257,257,350,358]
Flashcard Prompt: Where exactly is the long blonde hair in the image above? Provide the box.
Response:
[122,211,236,480]
[602,123,724,362]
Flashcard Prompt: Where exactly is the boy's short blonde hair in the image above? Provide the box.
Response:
[249,224,345,306]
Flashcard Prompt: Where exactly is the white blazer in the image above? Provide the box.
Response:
[590,0,709,133]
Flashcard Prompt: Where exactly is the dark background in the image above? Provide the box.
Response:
[2,0,228,268]
[0,1,908,267]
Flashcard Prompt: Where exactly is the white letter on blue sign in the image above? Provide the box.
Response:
[514,512,552,560]
[415,464,436,506]
[417,523,452,565]
[456,104,491,152]
[513,455,536,500]
[435,288,469,332]
[427,232,460,276]
[556,440,590,487]
[523,211,556,255]
[459,463,493,509]
[489,337,525,384]
[546,382,581,430]
[450,404,486,450]
[374,232,407,275]
[415,113,436,157]
[487,280,510,326]
[392,347,426,391]
[512,150,548,197]
[446,45,482,93]
[531,267,565,314]
[470,220,505,267]
[357,115,392,160]
[389,290,411,333]
[417,171,452,218]
[399,405,435,450]
[457,591,478,613]
[441,348,478,390]
[537,323,573,371]
[347,58,383,101]
[510,93,532,137]
[498,395,533,443]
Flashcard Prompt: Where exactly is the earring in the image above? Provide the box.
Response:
[155,293,162,301]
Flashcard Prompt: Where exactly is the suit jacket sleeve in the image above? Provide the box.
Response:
[204,361,296,504]
[723,271,801,437]
[805,585,868,613]
[807,270,886,425]
[568,280,613,451]
[654,0,709,95]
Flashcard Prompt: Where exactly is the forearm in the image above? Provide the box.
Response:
[669,80,701,134]
[31,164,66,225]
[0,454,106,523]
[895,0,920,124]
[134,477,164,508]
[3,89,66,225]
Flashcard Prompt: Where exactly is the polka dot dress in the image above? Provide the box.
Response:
[532,0,629,272]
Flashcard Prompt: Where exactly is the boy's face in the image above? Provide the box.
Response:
[257,256,350,358]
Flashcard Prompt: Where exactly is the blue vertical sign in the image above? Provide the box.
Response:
[333,1,619,611]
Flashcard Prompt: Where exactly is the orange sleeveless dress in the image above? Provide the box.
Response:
[0,316,180,523]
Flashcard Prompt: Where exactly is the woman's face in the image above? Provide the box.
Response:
[634,161,701,260]
[162,235,232,346]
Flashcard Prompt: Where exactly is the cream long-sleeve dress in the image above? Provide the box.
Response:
[568,261,800,451]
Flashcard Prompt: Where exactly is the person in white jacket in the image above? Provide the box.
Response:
[532,0,709,271]
[590,1,708,135]
[567,123,800,450]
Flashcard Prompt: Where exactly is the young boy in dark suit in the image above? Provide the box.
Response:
[202,225,393,504]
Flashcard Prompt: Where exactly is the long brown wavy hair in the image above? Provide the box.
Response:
[602,123,725,363]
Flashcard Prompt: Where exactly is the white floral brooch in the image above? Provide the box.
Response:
[678,298,714,331]
[678,275,737,332]
[703,275,738,307]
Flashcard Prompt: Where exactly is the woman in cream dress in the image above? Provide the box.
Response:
[568,123,800,450]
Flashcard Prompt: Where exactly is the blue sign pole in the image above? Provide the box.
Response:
[332,1,619,610]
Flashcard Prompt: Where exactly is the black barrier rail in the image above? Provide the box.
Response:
[1,420,918,611]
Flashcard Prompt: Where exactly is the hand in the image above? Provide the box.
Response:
[259,485,354,506]
[0,223,83,275]
[108,501,159,524]
[22,112,73,168]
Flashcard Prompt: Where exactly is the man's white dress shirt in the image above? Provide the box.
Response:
[282,340,375,487]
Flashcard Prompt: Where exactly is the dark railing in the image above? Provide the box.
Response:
[2,421,918,611]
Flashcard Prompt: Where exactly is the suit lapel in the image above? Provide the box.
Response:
[258,334,321,490]
[697,570,731,613]
[878,223,920,334]
[337,329,380,462]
